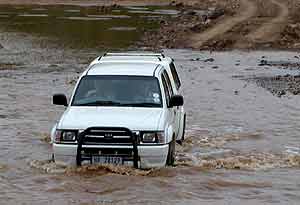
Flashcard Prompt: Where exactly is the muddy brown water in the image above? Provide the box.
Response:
[0,5,300,205]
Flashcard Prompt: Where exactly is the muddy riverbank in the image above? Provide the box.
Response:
[2,0,299,51]
[0,4,179,49]
[0,0,172,6]
[141,0,300,50]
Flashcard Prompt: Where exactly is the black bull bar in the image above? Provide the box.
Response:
[76,127,139,168]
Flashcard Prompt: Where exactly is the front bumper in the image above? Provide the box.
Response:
[53,143,169,169]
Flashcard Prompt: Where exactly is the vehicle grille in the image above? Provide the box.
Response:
[81,128,133,145]
[82,148,134,158]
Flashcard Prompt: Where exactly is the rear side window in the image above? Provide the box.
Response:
[170,62,181,90]
[163,70,174,96]
[161,74,170,105]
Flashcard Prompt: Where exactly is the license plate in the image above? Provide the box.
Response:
[92,156,123,165]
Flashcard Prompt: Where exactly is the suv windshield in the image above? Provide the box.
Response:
[72,75,162,107]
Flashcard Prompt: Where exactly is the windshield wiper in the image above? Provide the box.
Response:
[76,100,121,106]
[120,102,160,107]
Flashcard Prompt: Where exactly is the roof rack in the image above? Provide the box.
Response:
[103,52,165,58]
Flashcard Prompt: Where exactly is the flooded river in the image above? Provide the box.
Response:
[0,4,300,205]
[0,4,178,49]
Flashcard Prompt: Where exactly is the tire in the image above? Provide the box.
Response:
[166,136,175,166]
[51,153,55,162]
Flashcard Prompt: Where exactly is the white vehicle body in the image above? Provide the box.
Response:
[51,52,185,169]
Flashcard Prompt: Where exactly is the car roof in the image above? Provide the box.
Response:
[84,52,173,77]
[104,52,165,58]
[86,62,161,76]
[100,56,162,63]
[90,52,172,65]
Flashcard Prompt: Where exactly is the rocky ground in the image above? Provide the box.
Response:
[140,0,240,49]
[141,0,300,50]
[245,56,300,97]
[249,75,300,97]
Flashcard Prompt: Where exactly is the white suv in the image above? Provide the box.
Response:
[51,52,186,169]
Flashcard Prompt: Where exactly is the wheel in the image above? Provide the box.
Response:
[166,136,175,166]
[51,153,55,162]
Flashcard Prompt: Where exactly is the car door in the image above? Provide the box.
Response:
[162,70,180,137]
[161,71,176,138]
[168,62,182,138]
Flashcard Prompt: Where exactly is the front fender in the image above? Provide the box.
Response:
[50,123,57,144]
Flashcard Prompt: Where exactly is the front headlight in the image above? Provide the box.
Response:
[54,130,77,143]
[141,132,165,144]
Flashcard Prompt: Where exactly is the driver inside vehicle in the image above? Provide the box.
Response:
[84,80,116,101]
[119,80,160,104]
[143,81,161,104]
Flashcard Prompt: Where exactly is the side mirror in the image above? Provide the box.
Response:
[169,95,184,107]
[53,94,68,106]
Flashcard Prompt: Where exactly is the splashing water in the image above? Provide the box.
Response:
[29,159,172,176]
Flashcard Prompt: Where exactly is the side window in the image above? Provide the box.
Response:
[161,74,170,105]
[170,62,181,90]
[163,70,174,97]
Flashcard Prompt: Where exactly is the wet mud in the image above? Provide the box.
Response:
[245,57,300,97]
[139,3,228,49]
[40,133,51,143]
[0,164,8,171]
[248,75,300,97]
[258,59,300,68]
[0,63,22,70]
[140,0,300,51]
